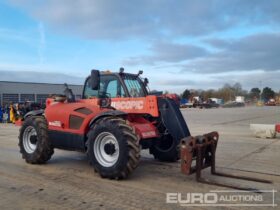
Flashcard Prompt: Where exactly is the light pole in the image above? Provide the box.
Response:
[259,80,262,101]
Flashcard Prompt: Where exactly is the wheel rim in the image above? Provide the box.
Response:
[94,132,119,167]
[23,126,38,154]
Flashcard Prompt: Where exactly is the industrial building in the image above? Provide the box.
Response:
[0,81,83,106]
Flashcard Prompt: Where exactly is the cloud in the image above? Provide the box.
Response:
[211,70,280,91]
[0,70,84,84]
[125,32,280,73]
[9,0,280,40]
[6,0,280,93]
[151,70,280,93]
[123,41,208,65]
[157,79,196,86]
[203,38,231,49]
[182,33,280,73]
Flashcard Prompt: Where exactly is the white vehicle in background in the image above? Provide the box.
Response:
[209,98,223,105]
[235,96,245,103]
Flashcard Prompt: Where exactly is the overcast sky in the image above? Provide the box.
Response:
[0,0,279,93]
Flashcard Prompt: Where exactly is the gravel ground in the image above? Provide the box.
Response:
[0,106,279,210]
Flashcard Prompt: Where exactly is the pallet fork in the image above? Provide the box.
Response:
[180,132,272,192]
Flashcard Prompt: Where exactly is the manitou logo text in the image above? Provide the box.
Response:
[111,101,144,110]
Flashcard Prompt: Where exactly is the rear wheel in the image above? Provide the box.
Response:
[19,116,54,164]
[87,117,140,179]
[150,134,179,162]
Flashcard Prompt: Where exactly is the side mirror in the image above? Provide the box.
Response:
[144,78,149,86]
[91,69,100,90]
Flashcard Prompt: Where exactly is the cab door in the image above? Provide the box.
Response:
[83,74,126,99]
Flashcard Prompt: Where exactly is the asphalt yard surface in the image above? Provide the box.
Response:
[0,106,279,209]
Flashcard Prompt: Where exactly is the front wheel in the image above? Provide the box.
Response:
[149,134,180,162]
[87,117,140,179]
[19,116,54,164]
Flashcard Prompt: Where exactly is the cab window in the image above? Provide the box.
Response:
[106,80,119,97]
[123,76,145,97]
[83,75,126,98]
[84,82,97,98]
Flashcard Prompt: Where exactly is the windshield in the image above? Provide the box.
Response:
[83,73,147,99]
[122,74,146,97]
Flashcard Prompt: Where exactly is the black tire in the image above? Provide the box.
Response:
[150,134,180,162]
[19,116,54,164]
[87,117,140,179]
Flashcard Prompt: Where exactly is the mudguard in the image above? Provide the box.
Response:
[89,110,127,128]
[23,109,44,120]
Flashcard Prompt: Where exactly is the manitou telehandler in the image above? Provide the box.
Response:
[19,68,271,190]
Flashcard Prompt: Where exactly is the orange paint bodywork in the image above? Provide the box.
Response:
[45,99,108,135]
[110,95,159,117]
[45,95,159,139]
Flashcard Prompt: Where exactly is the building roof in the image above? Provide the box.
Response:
[0,81,83,95]
[0,80,83,86]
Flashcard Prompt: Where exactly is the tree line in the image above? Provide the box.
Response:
[180,83,279,102]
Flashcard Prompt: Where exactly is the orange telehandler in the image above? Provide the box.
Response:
[18,68,271,191]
